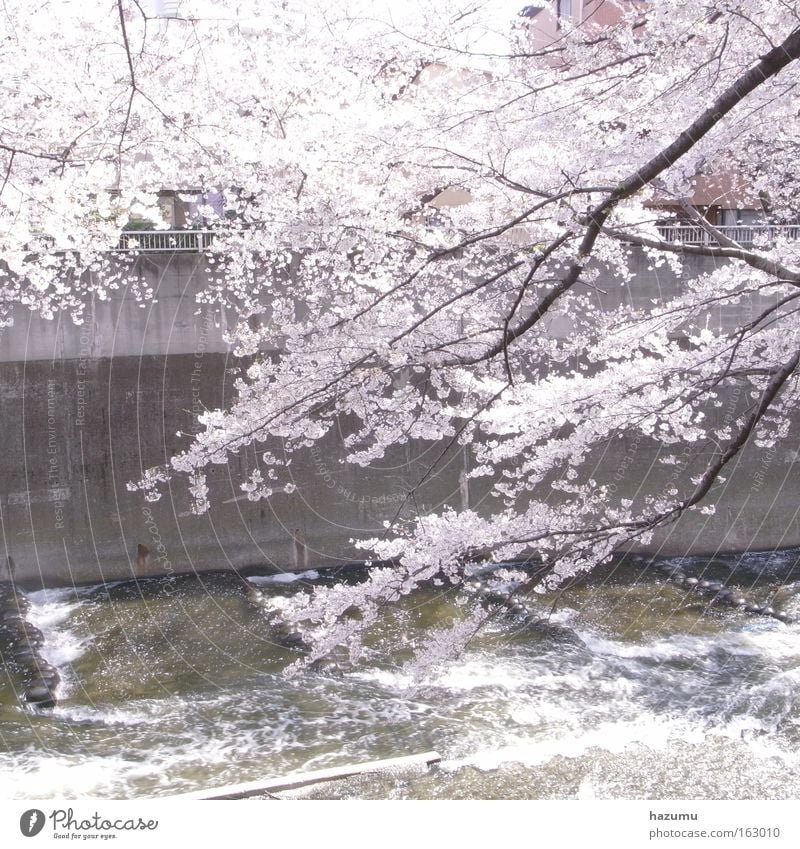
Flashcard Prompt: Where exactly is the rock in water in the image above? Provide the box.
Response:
[0,592,31,615]
[24,680,57,709]
[10,647,38,663]
[1,586,59,708]
[2,609,26,623]
[29,658,59,681]
[244,583,264,607]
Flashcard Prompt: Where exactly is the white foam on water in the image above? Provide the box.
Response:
[577,617,800,664]
[248,570,320,585]
[51,703,163,727]
[776,593,800,620]
[0,741,256,800]
[0,755,157,799]
[430,611,800,779]
[444,710,800,776]
[26,586,77,614]
[0,734,247,799]
[25,588,90,699]
[350,656,554,693]
[437,658,532,692]
[0,689,325,798]
[546,607,579,625]
[348,668,417,690]
[445,715,710,772]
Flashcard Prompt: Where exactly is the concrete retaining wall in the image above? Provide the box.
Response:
[1,251,797,589]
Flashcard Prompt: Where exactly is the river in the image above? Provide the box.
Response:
[2,550,800,799]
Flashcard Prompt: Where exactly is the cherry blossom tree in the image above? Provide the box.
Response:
[2,0,800,665]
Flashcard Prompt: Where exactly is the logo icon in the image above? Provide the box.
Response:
[20,810,46,837]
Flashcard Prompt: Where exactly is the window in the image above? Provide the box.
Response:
[519,4,546,17]
[719,209,763,226]
[183,189,226,228]
[153,0,180,17]
[556,0,573,21]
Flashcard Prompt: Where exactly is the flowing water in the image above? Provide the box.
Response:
[2,550,800,800]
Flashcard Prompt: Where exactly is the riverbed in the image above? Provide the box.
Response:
[1,550,799,799]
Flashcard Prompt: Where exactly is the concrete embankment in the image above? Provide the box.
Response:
[0,582,60,707]
[1,250,798,589]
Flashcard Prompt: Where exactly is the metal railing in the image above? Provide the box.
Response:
[656,224,800,246]
[111,225,800,253]
[114,229,216,252]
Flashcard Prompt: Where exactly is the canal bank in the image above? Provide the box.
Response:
[2,250,800,588]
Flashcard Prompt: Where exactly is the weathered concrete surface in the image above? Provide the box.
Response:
[0,351,476,587]
[1,251,799,589]
[0,254,234,362]
[0,248,771,363]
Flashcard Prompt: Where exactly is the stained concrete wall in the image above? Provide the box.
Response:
[0,251,798,588]
[0,351,474,587]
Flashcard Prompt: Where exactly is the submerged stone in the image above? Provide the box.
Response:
[0,615,12,631]
[1,610,25,623]
[0,594,31,615]
[24,680,57,708]
[11,647,38,662]
[29,660,59,681]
